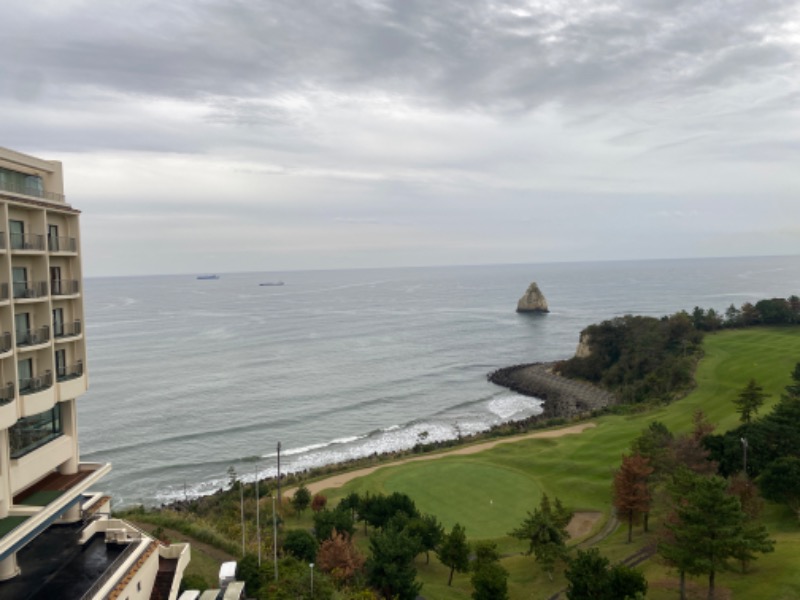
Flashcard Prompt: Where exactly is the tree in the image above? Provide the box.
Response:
[470,541,508,600]
[734,379,768,424]
[365,525,421,600]
[613,453,654,542]
[317,528,365,584]
[509,494,572,580]
[312,493,328,512]
[291,484,311,514]
[406,513,443,564]
[339,491,361,522]
[565,548,647,600]
[313,506,355,542]
[659,472,773,599]
[437,523,470,586]
[759,456,800,519]
[282,529,318,563]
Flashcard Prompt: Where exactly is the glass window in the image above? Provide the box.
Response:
[53,308,64,337]
[9,220,24,250]
[9,405,63,458]
[12,266,28,298]
[15,312,30,345]
[18,358,33,390]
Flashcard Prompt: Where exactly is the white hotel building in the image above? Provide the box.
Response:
[0,147,189,600]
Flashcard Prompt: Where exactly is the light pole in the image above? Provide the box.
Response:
[309,562,314,597]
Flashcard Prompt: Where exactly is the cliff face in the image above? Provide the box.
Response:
[517,282,549,313]
[574,331,592,358]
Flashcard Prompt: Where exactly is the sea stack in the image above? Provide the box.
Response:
[516,282,549,313]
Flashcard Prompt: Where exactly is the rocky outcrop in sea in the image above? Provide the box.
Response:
[516,282,549,313]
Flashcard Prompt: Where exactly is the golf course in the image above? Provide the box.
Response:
[303,326,800,599]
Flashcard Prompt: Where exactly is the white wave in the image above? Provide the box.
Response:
[487,394,544,420]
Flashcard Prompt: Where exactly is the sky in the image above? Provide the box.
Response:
[3,0,800,276]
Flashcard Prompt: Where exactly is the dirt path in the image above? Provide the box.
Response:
[287,422,597,498]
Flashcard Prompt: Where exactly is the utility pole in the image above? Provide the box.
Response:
[240,482,246,556]
[255,463,261,566]
[276,441,282,506]
[273,495,278,581]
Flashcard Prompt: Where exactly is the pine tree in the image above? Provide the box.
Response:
[437,523,470,586]
[733,379,768,424]
[509,494,572,580]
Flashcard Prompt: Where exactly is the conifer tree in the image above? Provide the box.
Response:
[509,494,572,580]
[733,379,768,424]
[437,523,470,586]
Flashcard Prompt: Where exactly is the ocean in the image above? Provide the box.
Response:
[77,255,800,507]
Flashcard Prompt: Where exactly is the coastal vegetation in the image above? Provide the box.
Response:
[120,318,800,599]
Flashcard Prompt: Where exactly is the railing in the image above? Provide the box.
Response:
[0,283,8,300]
[13,280,48,299]
[0,232,5,249]
[54,319,82,339]
[10,233,45,251]
[19,371,53,394]
[78,539,144,600]
[51,279,80,296]
[57,360,84,382]
[48,235,77,253]
[0,382,13,406]
[0,331,11,353]
[0,179,65,202]
[17,325,50,347]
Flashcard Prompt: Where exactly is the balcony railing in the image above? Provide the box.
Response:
[0,232,5,249]
[0,179,65,202]
[0,282,8,300]
[17,325,50,347]
[54,319,82,339]
[10,233,45,251]
[48,235,77,253]
[0,382,13,406]
[13,280,48,299]
[51,279,80,296]
[57,360,84,382]
[19,371,53,394]
[0,331,11,353]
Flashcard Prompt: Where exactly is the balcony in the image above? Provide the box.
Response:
[0,383,13,407]
[48,236,77,253]
[9,233,45,252]
[51,279,80,296]
[54,320,82,340]
[0,332,11,354]
[19,371,53,395]
[0,178,64,202]
[0,283,9,302]
[0,232,5,250]
[16,326,50,348]
[12,281,47,300]
[57,361,83,382]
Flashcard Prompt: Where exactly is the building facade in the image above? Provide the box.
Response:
[0,147,189,600]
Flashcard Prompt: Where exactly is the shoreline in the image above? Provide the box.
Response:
[287,421,598,497]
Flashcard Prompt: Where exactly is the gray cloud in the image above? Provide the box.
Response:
[3,0,799,275]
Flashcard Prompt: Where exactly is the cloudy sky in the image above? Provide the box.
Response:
[4,0,799,276]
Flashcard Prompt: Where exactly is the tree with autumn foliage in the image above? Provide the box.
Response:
[613,453,654,542]
[317,528,365,584]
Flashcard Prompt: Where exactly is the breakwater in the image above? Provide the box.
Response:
[488,362,617,419]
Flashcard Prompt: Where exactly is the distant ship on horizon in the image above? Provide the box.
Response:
[197,274,220,280]
[259,281,284,286]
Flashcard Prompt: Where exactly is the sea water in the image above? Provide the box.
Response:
[77,256,800,506]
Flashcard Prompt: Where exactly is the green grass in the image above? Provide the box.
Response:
[316,327,800,599]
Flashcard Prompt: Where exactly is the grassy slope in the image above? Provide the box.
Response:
[316,327,800,599]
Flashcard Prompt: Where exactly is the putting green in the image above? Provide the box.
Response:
[381,459,542,538]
